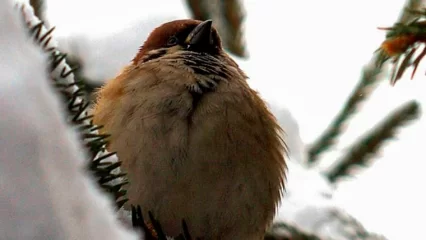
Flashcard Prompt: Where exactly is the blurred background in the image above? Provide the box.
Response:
[18,0,426,239]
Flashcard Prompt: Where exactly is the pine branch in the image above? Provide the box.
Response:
[185,0,247,57]
[266,211,388,240]
[307,62,382,165]
[398,0,426,24]
[65,56,102,102]
[326,210,388,240]
[326,100,420,182]
[265,222,324,240]
[20,4,128,209]
[377,18,426,84]
[376,0,426,84]
[308,0,426,165]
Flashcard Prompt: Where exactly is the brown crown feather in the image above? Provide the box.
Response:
[132,19,222,64]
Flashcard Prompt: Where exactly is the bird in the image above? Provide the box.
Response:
[92,19,287,240]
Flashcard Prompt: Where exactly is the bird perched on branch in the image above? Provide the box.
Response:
[93,19,287,240]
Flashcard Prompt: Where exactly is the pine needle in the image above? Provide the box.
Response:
[398,0,426,24]
[65,56,102,102]
[21,6,129,209]
[308,0,426,165]
[326,100,420,182]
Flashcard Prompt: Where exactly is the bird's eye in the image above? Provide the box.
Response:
[167,36,178,46]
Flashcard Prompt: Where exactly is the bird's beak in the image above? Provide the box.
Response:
[185,20,213,47]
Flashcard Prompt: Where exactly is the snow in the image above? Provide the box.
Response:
[0,1,139,239]
[4,0,426,239]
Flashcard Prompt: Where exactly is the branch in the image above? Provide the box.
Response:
[398,0,425,23]
[377,1,426,84]
[65,56,103,102]
[21,4,129,209]
[265,222,324,240]
[307,62,382,165]
[266,210,388,240]
[307,0,426,165]
[326,100,420,182]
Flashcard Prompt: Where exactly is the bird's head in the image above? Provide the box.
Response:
[133,19,223,64]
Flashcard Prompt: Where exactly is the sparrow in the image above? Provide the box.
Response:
[92,19,287,240]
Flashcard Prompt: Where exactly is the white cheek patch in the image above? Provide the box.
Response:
[166,45,185,54]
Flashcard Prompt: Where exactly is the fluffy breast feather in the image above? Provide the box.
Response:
[92,52,287,239]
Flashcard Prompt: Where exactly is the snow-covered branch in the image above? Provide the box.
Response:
[0,1,139,239]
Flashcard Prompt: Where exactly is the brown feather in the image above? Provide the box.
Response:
[92,19,287,240]
[133,19,222,64]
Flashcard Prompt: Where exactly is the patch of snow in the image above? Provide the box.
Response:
[0,2,140,239]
